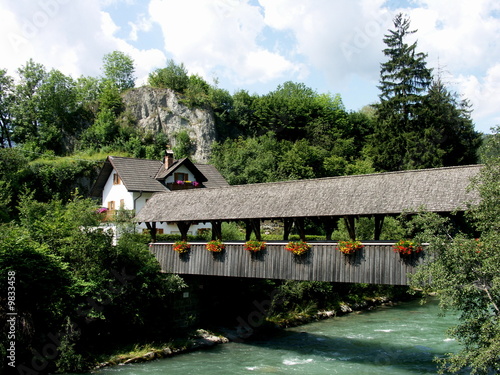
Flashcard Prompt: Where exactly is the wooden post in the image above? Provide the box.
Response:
[245,219,261,241]
[211,220,222,241]
[295,218,306,242]
[374,215,385,240]
[251,219,261,241]
[177,221,192,241]
[245,220,253,241]
[323,217,338,241]
[283,218,293,241]
[344,216,356,240]
[145,222,157,243]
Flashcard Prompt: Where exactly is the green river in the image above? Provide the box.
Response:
[78,298,461,374]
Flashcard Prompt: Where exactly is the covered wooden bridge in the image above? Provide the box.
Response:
[136,165,481,285]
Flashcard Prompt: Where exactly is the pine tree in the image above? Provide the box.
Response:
[418,77,481,167]
[372,13,433,171]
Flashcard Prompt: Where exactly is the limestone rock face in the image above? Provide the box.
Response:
[122,87,216,162]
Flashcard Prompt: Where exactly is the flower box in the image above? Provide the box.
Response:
[393,240,422,255]
[337,240,364,255]
[285,241,311,256]
[206,240,225,253]
[244,240,266,253]
[173,241,190,254]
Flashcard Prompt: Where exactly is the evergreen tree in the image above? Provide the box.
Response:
[371,13,433,171]
[419,77,481,166]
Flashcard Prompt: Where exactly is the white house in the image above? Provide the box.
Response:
[90,150,229,238]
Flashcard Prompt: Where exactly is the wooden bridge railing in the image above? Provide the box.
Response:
[149,242,423,286]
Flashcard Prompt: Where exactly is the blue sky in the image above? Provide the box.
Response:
[1,0,499,133]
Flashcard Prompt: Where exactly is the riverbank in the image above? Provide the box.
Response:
[92,294,416,371]
[93,329,229,370]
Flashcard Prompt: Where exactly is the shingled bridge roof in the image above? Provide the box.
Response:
[135,164,482,224]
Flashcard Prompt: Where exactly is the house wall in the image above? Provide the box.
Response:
[102,171,134,211]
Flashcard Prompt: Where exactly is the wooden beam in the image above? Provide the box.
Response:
[245,219,261,241]
[344,216,356,240]
[245,220,253,241]
[283,218,293,241]
[177,221,192,241]
[323,217,338,241]
[295,217,306,241]
[374,215,385,240]
[145,222,157,243]
[211,220,222,241]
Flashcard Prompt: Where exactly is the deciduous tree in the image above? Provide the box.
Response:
[411,127,500,374]
[0,69,14,148]
[102,51,136,92]
[148,59,189,93]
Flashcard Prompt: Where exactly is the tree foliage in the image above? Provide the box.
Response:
[410,128,500,374]
[0,194,186,373]
[370,13,480,171]
[102,51,136,92]
[0,69,14,148]
[148,59,189,93]
[371,13,433,171]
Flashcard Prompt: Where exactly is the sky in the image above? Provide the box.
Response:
[1,0,499,134]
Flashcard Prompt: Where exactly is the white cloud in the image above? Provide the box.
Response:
[128,14,153,41]
[259,0,391,88]
[398,0,500,132]
[456,64,500,130]
[0,0,165,86]
[0,0,499,132]
[148,0,300,84]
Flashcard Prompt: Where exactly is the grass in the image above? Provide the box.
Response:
[95,329,224,368]
[29,149,133,165]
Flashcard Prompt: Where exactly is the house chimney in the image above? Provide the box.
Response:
[164,147,174,168]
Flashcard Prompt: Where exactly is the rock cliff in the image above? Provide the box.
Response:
[122,87,216,162]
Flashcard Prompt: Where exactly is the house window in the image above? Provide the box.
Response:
[174,172,188,182]
[113,173,121,185]
[120,199,125,209]
[105,201,116,220]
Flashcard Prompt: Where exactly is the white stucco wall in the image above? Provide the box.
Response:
[102,171,134,210]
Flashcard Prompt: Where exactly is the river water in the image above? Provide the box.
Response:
[80,298,460,375]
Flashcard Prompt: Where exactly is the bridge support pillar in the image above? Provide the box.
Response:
[211,220,222,241]
[245,219,261,241]
[323,217,338,241]
[344,216,356,240]
[145,222,157,243]
[374,215,385,240]
[283,218,306,241]
[177,221,192,241]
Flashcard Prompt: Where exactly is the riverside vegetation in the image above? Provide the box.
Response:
[1,14,499,374]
